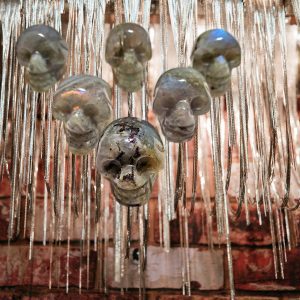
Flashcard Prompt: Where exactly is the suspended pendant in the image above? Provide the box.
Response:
[16,24,68,92]
[53,75,113,155]
[153,67,211,143]
[96,117,164,206]
[105,23,152,92]
[191,29,241,97]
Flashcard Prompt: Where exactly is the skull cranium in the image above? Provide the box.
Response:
[16,24,68,92]
[53,75,112,155]
[153,67,211,143]
[96,117,164,206]
[105,23,152,92]
[191,29,241,96]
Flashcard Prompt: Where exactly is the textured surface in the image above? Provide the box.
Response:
[96,117,164,206]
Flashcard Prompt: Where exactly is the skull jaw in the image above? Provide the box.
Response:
[206,75,231,97]
[111,177,155,206]
[113,66,144,92]
[196,61,231,97]
[26,64,66,92]
[160,116,196,143]
[65,128,99,155]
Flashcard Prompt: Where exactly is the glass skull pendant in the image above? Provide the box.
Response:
[105,23,152,92]
[16,24,68,92]
[153,67,211,143]
[53,75,113,155]
[96,117,164,206]
[191,28,241,97]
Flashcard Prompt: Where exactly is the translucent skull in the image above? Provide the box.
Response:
[105,23,152,92]
[53,75,112,155]
[16,24,68,92]
[153,67,211,143]
[191,28,241,97]
[96,117,164,206]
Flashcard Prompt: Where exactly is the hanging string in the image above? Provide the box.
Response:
[0,1,299,298]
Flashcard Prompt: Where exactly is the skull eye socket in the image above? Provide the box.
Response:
[200,53,215,64]
[135,43,150,63]
[190,97,209,115]
[190,98,201,113]
[114,46,124,59]
[136,156,156,173]
[101,159,122,177]
[17,49,32,65]
[109,48,124,66]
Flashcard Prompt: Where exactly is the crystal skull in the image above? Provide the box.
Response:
[191,28,241,96]
[53,75,112,155]
[105,23,152,92]
[16,24,68,92]
[153,67,211,143]
[96,117,164,206]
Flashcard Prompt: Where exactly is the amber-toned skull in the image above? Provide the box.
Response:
[16,24,68,92]
[53,75,112,155]
[105,23,152,92]
[96,117,164,206]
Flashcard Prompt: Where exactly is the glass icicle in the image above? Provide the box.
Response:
[28,92,39,260]
[66,149,72,293]
[291,0,300,25]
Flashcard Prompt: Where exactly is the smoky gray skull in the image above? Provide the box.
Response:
[96,117,164,206]
[153,67,211,143]
[191,29,241,97]
[16,24,68,92]
[105,23,152,92]
[53,75,112,155]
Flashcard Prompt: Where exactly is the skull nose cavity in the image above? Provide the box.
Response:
[208,55,230,77]
[215,55,227,64]
[66,110,94,134]
[169,101,195,126]
[123,51,138,65]
[120,165,135,182]
[164,102,195,135]
[29,52,48,74]
[117,165,147,190]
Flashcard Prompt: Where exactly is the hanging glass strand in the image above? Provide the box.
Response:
[91,5,107,284]
[198,115,214,248]
[112,0,124,289]
[141,0,151,121]
[278,5,294,210]
[236,0,248,220]
[223,1,236,206]
[0,0,299,298]
[190,0,199,214]
[0,1,21,242]
[258,3,280,278]
[66,0,83,293]
[0,2,21,152]
[157,0,173,255]
[167,0,195,295]
[123,0,140,117]
[291,0,300,25]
